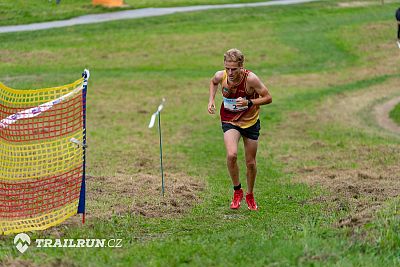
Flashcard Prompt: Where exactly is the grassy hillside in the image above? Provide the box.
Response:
[0,0,274,26]
[0,1,400,266]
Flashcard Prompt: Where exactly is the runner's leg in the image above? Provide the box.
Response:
[243,137,258,194]
[224,129,241,186]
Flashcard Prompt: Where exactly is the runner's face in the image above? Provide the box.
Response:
[224,61,242,82]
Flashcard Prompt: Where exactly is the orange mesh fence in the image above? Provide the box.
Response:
[0,73,88,235]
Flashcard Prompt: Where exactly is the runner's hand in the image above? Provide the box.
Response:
[208,101,216,114]
[236,97,248,108]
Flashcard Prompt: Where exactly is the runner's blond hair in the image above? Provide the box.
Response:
[224,48,244,67]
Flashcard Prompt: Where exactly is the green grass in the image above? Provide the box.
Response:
[389,103,400,125]
[0,0,275,26]
[1,1,400,266]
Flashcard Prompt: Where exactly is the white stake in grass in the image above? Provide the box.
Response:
[149,98,166,196]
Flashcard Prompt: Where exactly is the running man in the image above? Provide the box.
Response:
[208,48,272,210]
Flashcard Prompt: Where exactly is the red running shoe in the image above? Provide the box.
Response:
[230,189,243,209]
[246,193,258,211]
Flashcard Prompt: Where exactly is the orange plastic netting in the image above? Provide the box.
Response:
[0,74,87,235]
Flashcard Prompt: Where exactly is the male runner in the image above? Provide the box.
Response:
[208,48,272,210]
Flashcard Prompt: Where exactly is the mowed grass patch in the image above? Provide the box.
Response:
[268,77,400,226]
[0,0,275,26]
[389,103,400,125]
[1,2,400,266]
[0,0,107,26]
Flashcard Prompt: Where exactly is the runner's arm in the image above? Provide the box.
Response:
[246,73,272,106]
[208,71,223,114]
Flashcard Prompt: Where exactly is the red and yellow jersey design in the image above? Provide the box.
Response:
[219,69,260,128]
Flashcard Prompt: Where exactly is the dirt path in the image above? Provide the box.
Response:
[270,77,400,227]
[375,96,400,134]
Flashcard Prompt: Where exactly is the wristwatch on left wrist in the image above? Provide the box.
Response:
[247,99,253,108]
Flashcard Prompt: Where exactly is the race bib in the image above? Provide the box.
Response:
[223,97,248,112]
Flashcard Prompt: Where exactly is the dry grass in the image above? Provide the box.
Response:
[86,172,205,219]
[34,172,205,239]
[273,78,400,227]
[375,96,400,134]
[0,258,38,267]
[0,256,78,267]
[318,78,400,135]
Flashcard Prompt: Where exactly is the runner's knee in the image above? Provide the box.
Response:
[227,152,237,163]
[246,159,256,169]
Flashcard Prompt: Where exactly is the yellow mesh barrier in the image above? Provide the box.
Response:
[0,75,88,235]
